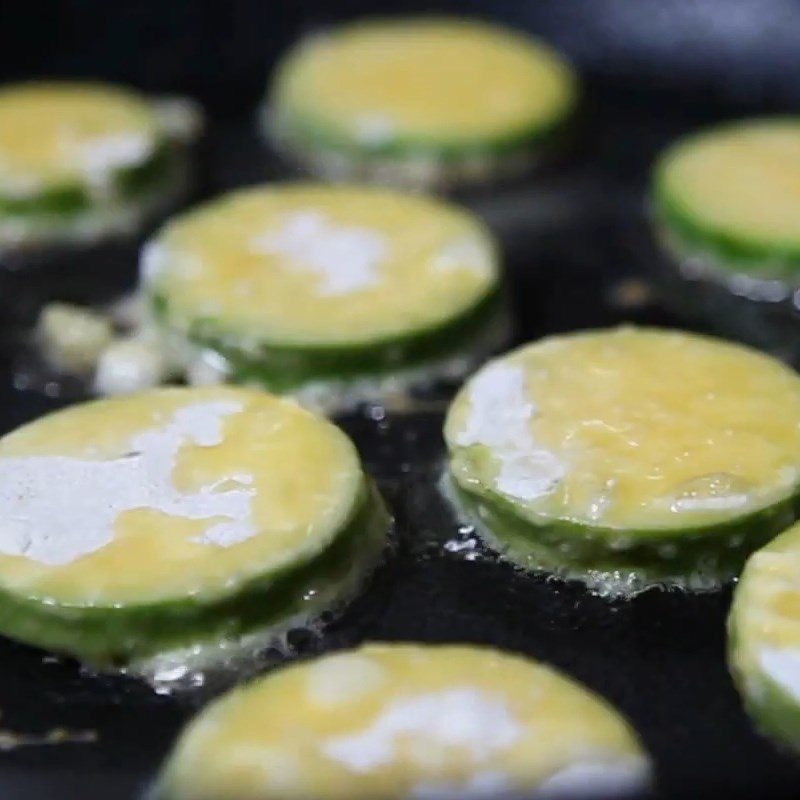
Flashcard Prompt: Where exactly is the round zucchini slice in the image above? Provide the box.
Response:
[153,643,651,800]
[652,118,800,276]
[0,81,199,251]
[444,327,800,596]
[264,17,578,189]
[650,119,800,362]
[144,183,505,411]
[729,521,800,752]
[0,386,390,667]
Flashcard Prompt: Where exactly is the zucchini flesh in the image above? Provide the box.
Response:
[154,643,650,800]
[0,141,176,218]
[0,480,388,664]
[447,475,800,596]
[729,522,800,751]
[0,386,388,664]
[0,81,166,217]
[268,18,577,158]
[152,287,505,393]
[653,119,800,272]
[144,184,502,390]
[444,327,800,593]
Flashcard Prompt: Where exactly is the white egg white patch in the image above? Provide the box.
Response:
[533,758,651,799]
[659,472,754,514]
[140,240,169,283]
[408,770,513,800]
[140,240,203,285]
[305,652,387,708]
[353,112,396,146]
[68,131,155,183]
[249,210,387,296]
[0,400,257,566]
[455,362,564,502]
[759,647,800,703]
[431,235,493,278]
[321,686,521,773]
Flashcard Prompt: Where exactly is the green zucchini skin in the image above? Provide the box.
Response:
[649,203,800,367]
[445,475,800,595]
[727,602,800,753]
[651,188,800,275]
[0,481,389,665]
[651,123,800,274]
[115,139,179,200]
[736,674,800,755]
[151,287,507,392]
[0,139,177,219]
[268,102,575,161]
[265,107,575,190]
[0,184,89,217]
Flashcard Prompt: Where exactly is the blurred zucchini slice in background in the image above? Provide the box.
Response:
[264,17,578,189]
[154,643,651,800]
[649,120,800,362]
[143,183,506,412]
[729,521,800,752]
[0,386,389,668]
[444,327,800,596]
[0,81,200,252]
[653,119,800,274]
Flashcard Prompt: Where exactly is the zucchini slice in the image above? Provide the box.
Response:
[444,327,800,596]
[729,521,800,752]
[153,643,651,800]
[143,183,505,409]
[0,386,390,666]
[652,118,800,276]
[264,18,578,188]
[0,82,198,250]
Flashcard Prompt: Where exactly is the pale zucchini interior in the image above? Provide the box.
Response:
[730,522,800,709]
[0,386,365,605]
[156,643,650,800]
[445,327,800,532]
[145,183,499,346]
[656,120,800,257]
[270,18,576,151]
[0,81,161,200]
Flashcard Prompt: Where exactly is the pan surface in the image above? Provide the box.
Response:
[1,3,800,798]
